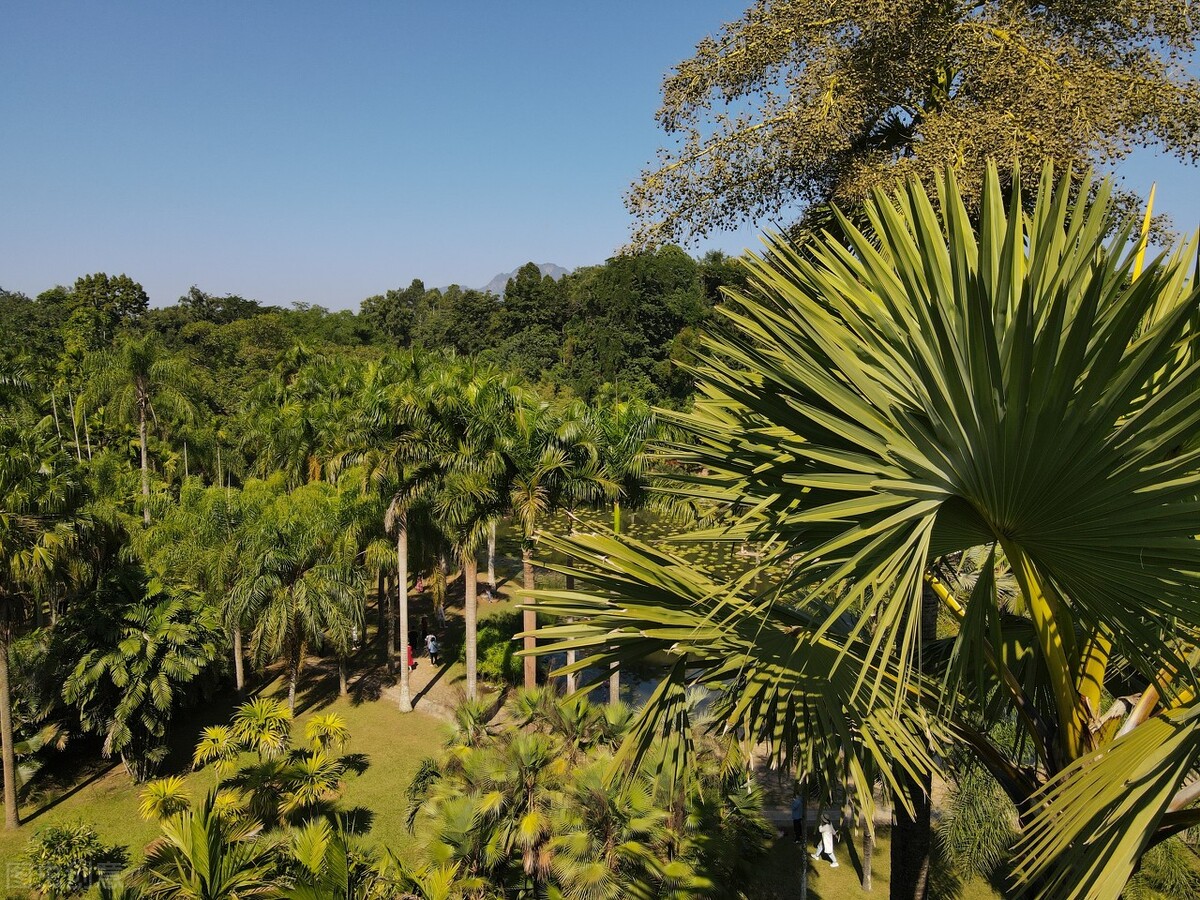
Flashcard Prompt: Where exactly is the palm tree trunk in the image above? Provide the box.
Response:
[862,811,874,891]
[0,624,20,828]
[800,789,809,900]
[565,568,576,695]
[522,547,537,690]
[889,582,936,900]
[338,658,348,697]
[487,521,496,590]
[465,552,479,700]
[233,626,245,693]
[288,661,299,715]
[386,576,396,677]
[376,571,386,636]
[609,660,619,705]
[139,398,151,525]
[613,499,621,534]
[398,523,412,712]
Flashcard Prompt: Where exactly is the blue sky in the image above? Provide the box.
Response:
[3,2,1199,311]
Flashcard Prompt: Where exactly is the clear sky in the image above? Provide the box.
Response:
[3,2,1200,311]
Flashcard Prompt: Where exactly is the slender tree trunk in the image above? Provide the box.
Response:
[376,571,386,636]
[233,626,245,693]
[398,523,412,712]
[68,391,83,462]
[288,670,298,715]
[487,521,496,590]
[800,789,808,900]
[608,502,623,701]
[386,576,396,677]
[522,547,537,690]
[465,552,479,700]
[863,810,874,891]
[0,625,20,829]
[890,584,937,900]
[338,659,348,697]
[565,567,576,695]
[139,398,151,525]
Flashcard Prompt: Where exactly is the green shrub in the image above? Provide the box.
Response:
[23,822,127,897]
[458,612,521,685]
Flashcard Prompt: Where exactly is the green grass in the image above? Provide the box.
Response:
[746,826,1003,899]
[0,686,450,873]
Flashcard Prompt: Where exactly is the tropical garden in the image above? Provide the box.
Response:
[6,2,1200,899]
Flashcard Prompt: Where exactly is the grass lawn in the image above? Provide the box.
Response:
[745,825,1003,899]
[0,686,450,874]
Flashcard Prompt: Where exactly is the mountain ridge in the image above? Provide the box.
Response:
[482,262,571,296]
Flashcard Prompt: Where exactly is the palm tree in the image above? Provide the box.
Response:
[592,399,656,702]
[524,164,1200,899]
[490,396,614,691]
[136,480,263,693]
[284,817,380,900]
[0,409,78,827]
[137,791,276,900]
[64,595,225,781]
[81,333,197,524]
[439,364,520,699]
[229,480,362,713]
[343,354,441,711]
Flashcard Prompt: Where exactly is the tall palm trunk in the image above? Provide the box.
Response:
[0,623,19,828]
[608,507,620,701]
[138,390,150,525]
[398,522,412,712]
[465,553,479,700]
[376,571,386,636]
[232,626,245,693]
[565,568,576,695]
[862,810,874,891]
[287,649,300,715]
[386,577,396,677]
[522,547,537,689]
[487,521,496,590]
[890,582,937,900]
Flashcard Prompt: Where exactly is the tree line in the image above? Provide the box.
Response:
[0,281,682,833]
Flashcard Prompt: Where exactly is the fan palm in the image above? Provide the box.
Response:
[526,163,1200,898]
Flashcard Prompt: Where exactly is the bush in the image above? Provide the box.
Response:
[458,612,521,685]
[23,822,127,897]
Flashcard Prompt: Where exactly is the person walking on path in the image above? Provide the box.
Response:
[426,632,440,665]
[812,815,839,868]
[791,794,806,843]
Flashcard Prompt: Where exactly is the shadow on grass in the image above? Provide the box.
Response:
[22,758,120,824]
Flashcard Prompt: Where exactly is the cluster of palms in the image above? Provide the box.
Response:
[117,689,770,900]
[241,349,659,712]
[406,688,772,899]
[525,166,1200,899]
[0,327,666,826]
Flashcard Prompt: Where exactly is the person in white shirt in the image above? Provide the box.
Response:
[812,815,839,868]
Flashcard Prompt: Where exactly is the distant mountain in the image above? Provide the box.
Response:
[482,262,571,297]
